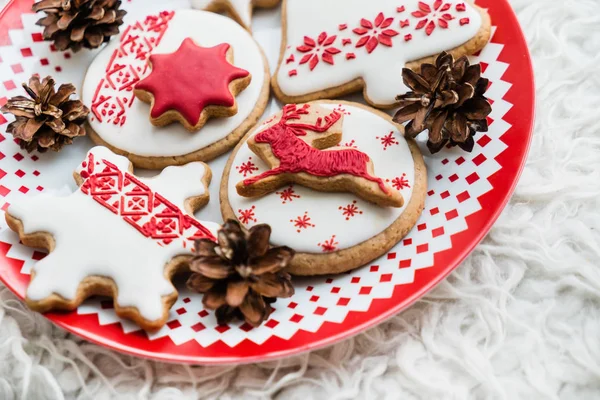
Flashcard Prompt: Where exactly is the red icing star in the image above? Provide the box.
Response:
[135,38,250,129]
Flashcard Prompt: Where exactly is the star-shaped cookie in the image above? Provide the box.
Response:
[135,38,252,132]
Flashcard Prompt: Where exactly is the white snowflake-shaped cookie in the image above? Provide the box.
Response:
[5,147,220,330]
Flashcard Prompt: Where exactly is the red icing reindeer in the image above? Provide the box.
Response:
[236,104,404,207]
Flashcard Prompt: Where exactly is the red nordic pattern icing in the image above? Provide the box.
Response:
[91,11,175,126]
[318,235,339,252]
[339,201,363,220]
[353,13,399,53]
[291,212,315,232]
[135,39,250,126]
[243,104,389,195]
[297,32,341,70]
[389,173,411,190]
[238,206,257,224]
[377,131,400,150]
[285,2,471,77]
[235,157,259,177]
[79,153,215,246]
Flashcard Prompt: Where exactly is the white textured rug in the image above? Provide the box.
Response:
[1,0,600,398]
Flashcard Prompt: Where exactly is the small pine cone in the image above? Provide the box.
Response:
[187,220,295,327]
[1,75,89,153]
[33,0,127,52]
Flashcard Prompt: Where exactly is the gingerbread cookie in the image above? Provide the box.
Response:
[82,9,270,169]
[191,0,281,31]
[134,38,252,131]
[272,0,491,109]
[236,104,405,207]
[5,146,220,331]
[221,101,427,275]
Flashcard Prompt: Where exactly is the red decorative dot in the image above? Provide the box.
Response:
[3,81,16,90]
[472,153,487,166]
[416,244,429,254]
[387,252,396,260]
[339,24,348,30]
[306,286,314,291]
[32,251,46,260]
[183,297,191,303]
[435,174,443,180]
[55,66,62,72]
[18,186,29,194]
[40,58,49,66]
[288,301,298,309]
[403,238,412,246]
[432,227,445,238]
[314,307,327,316]
[466,172,480,184]
[441,158,449,165]
[0,186,10,196]
[399,259,411,268]
[36,186,43,192]
[351,277,360,284]
[198,310,209,318]
[0,98,7,107]
[460,18,470,25]
[239,323,254,332]
[417,223,427,231]
[380,273,393,282]
[346,53,356,60]
[370,265,379,272]
[176,307,186,315]
[310,295,320,302]
[10,64,23,74]
[0,115,6,125]
[477,135,491,147]
[31,33,44,42]
[264,319,279,329]
[215,324,230,333]
[455,156,466,165]
[445,209,459,220]
[13,153,24,161]
[457,191,471,203]
[331,287,341,294]
[31,155,39,161]
[337,297,350,306]
[288,69,297,77]
[191,322,205,332]
[430,207,439,215]
[404,34,412,41]
[64,52,71,59]
[449,174,459,182]
[15,170,25,177]
[290,314,304,323]
[0,170,6,180]
[166,320,181,329]
[20,48,33,57]
[427,190,435,196]
[33,170,40,176]
[325,278,333,284]
[397,6,405,12]
[359,286,372,295]
[440,190,450,199]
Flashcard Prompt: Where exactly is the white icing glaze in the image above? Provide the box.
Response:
[9,147,220,322]
[82,9,266,158]
[277,0,482,105]
[226,103,416,253]
[191,0,252,28]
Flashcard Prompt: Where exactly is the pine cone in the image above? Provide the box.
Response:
[393,52,492,154]
[1,75,89,153]
[33,0,127,52]
[187,220,295,327]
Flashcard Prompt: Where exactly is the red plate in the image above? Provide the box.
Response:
[0,0,533,364]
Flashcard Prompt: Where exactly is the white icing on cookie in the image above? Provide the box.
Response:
[82,9,266,158]
[276,0,483,105]
[8,147,220,322]
[191,0,252,28]
[226,104,416,253]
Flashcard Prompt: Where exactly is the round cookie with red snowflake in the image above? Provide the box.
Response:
[220,101,427,275]
[272,0,491,109]
[82,8,270,169]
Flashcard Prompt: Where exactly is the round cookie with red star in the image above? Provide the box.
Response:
[82,8,270,169]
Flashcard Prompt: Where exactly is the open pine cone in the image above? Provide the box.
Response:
[33,0,127,52]
[187,220,295,327]
[393,52,492,154]
[1,75,89,153]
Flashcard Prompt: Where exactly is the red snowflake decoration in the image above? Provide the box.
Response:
[276,186,301,204]
[339,201,363,221]
[389,173,411,190]
[376,131,399,150]
[235,157,259,177]
[238,206,257,224]
[353,13,399,53]
[334,105,351,115]
[291,212,315,233]
[412,1,455,36]
[318,235,339,252]
[342,139,357,149]
[297,32,341,71]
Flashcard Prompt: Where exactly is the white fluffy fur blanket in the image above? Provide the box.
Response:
[1,0,599,398]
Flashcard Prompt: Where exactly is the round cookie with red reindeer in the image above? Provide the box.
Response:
[220,101,427,275]
[82,8,270,169]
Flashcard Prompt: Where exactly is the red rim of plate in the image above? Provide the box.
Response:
[0,0,535,364]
